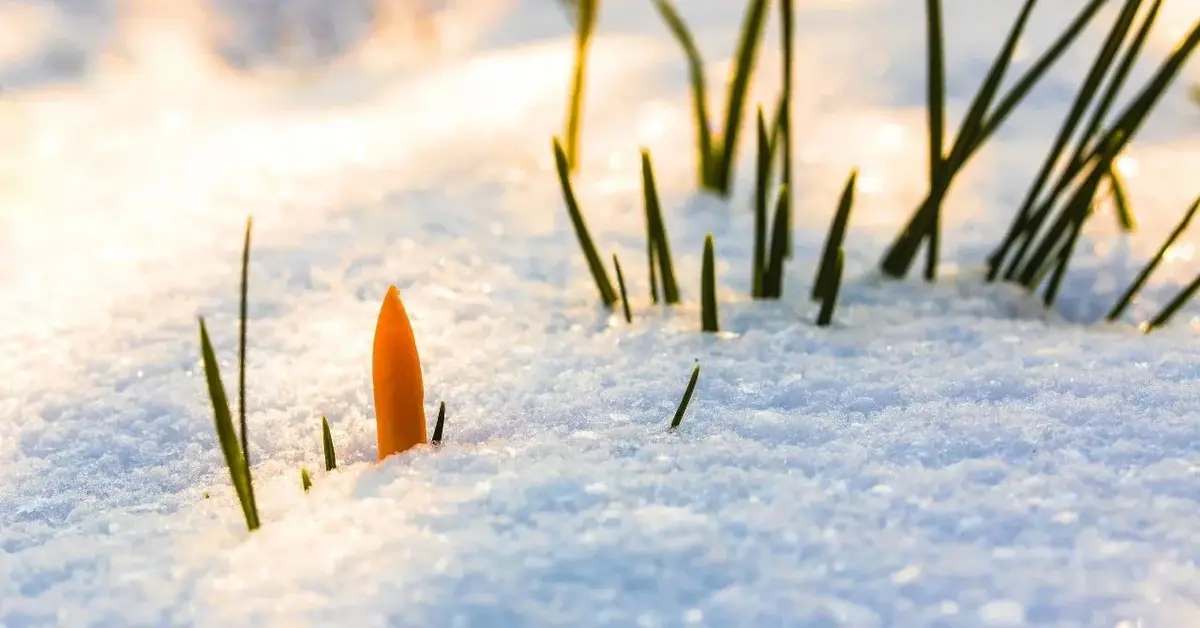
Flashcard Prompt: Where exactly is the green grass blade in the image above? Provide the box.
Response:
[564,0,599,172]
[762,185,790,298]
[1109,165,1136,232]
[645,202,659,304]
[670,364,701,429]
[321,416,336,471]
[815,170,857,301]
[752,107,770,298]
[650,0,715,186]
[779,0,794,257]
[431,401,446,446]
[1108,196,1200,321]
[553,137,618,308]
[816,251,843,327]
[701,234,719,332]
[1040,211,1087,307]
[236,217,257,526]
[712,0,771,195]
[301,467,312,493]
[925,0,946,186]
[1141,272,1200,333]
[641,149,680,304]
[613,253,633,323]
[198,318,259,531]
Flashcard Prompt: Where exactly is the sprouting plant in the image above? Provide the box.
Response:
[321,416,337,471]
[564,0,600,172]
[642,149,681,304]
[301,467,313,492]
[613,253,633,323]
[431,401,447,446]
[669,363,701,429]
[373,285,428,460]
[197,217,260,532]
[554,137,618,308]
[650,0,770,196]
[813,171,856,327]
[761,186,790,299]
[701,234,719,332]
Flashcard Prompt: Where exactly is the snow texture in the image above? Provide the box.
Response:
[1,0,1200,625]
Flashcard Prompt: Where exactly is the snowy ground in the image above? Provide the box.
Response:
[1,0,1200,625]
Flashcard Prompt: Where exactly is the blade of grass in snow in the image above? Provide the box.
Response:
[301,467,312,493]
[711,0,770,195]
[881,0,1109,278]
[778,0,794,257]
[752,107,770,298]
[650,0,713,186]
[816,251,843,328]
[237,217,257,521]
[431,401,446,446]
[762,185,790,299]
[646,214,659,303]
[198,318,259,531]
[641,149,680,304]
[669,363,700,430]
[814,170,857,302]
[1141,273,1200,333]
[564,0,599,172]
[1108,196,1200,321]
[987,0,1143,280]
[321,416,336,472]
[613,253,632,323]
[701,234,718,332]
[553,137,617,308]
[923,0,945,281]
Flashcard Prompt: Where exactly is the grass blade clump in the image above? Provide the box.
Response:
[988,0,1147,280]
[1141,273,1200,333]
[321,416,337,471]
[701,234,719,332]
[1108,196,1200,321]
[814,170,857,302]
[880,0,1109,279]
[669,363,701,429]
[613,253,633,323]
[564,0,599,172]
[641,149,680,304]
[198,318,260,531]
[301,467,313,493]
[431,401,446,446]
[553,137,618,308]
[762,186,790,298]
[650,0,770,195]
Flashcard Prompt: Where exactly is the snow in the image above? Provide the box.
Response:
[1,0,1199,625]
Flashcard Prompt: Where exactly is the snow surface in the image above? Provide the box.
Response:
[1,0,1200,625]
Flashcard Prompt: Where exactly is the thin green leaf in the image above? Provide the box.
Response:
[752,107,770,298]
[198,318,259,531]
[553,137,618,308]
[321,416,337,472]
[815,170,857,301]
[431,401,447,446]
[762,185,790,298]
[701,234,719,332]
[1109,165,1136,232]
[642,149,681,304]
[565,0,599,172]
[301,467,312,493]
[779,0,794,257]
[238,217,256,518]
[1141,272,1200,333]
[670,364,701,429]
[1108,196,1200,321]
[613,253,633,323]
[816,251,843,328]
